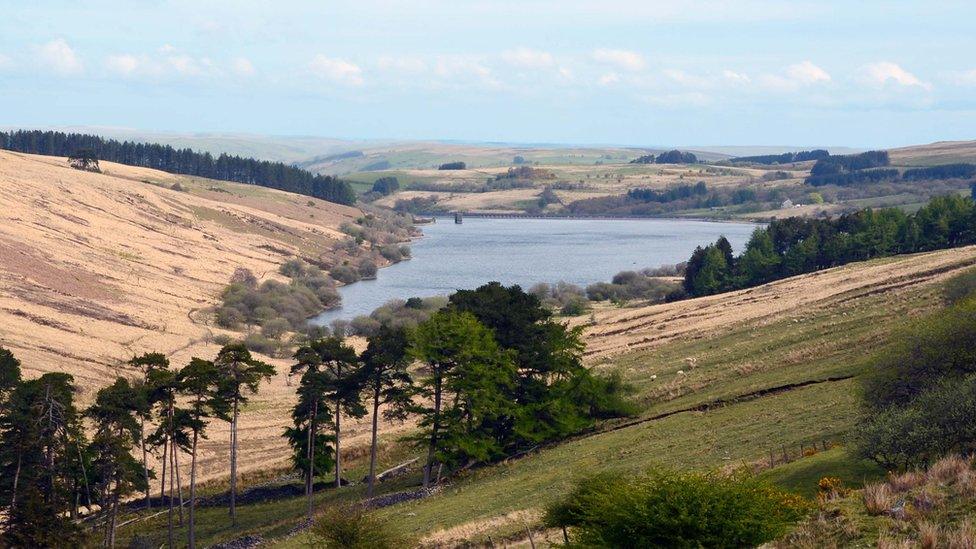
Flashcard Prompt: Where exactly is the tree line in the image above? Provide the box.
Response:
[729,149,829,165]
[0,282,632,547]
[0,343,273,548]
[629,150,699,165]
[0,130,356,205]
[627,181,708,203]
[683,194,976,297]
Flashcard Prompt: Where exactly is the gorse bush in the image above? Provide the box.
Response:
[545,470,807,548]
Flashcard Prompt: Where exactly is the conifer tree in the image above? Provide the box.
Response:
[1,368,88,547]
[410,311,516,487]
[179,357,230,549]
[214,343,275,525]
[86,377,145,548]
[360,326,414,497]
[128,352,169,510]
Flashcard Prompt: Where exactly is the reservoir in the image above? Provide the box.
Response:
[312,217,757,325]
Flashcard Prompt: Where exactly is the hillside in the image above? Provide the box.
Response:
[113,245,976,547]
[0,150,376,482]
[889,139,976,166]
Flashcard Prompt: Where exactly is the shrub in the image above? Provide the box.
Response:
[546,470,807,547]
[861,297,976,410]
[279,258,307,278]
[852,376,976,470]
[216,306,245,329]
[243,333,278,356]
[330,265,361,284]
[379,245,403,262]
[261,317,291,340]
[358,260,378,279]
[217,260,340,335]
[311,505,408,549]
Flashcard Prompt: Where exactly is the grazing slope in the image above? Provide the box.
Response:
[116,245,976,548]
[0,150,372,481]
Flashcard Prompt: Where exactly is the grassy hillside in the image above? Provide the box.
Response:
[0,150,369,485]
[114,246,976,547]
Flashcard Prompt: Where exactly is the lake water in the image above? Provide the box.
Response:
[312,217,757,325]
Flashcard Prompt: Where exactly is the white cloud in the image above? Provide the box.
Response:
[664,69,709,88]
[377,55,427,73]
[36,38,83,75]
[105,54,140,75]
[0,53,12,70]
[785,61,830,84]
[862,62,931,90]
[721,70,751,85]
[598,72,621,86]
[591,48,645,71]
[104,49,230,79]
[308,55,364,86]
[501,47,554,69]
[758,61,831,92]
[231,57,255,76]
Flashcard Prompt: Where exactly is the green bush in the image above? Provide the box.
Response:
[311,505,408,549]
[545,470,807,548]
[243,333,278,356]
[853,375,976,470]
[330,265,361,284]
[861,295,976,411]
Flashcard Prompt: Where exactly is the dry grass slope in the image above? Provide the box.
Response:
[0,150,379,482]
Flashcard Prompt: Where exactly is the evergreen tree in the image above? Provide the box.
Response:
[128,352,169,510]
[86,378,146,548]
[0,345,21,414]
[410,311,517,487]
[360,326,414,497]
[448,282,631,447]
[214,343,275,525]
[0,370,88,547]
[286,340,336,521]
[178,358,230,549]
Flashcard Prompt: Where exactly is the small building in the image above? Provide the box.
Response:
[781,198,794,209]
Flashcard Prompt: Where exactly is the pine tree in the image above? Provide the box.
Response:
[179,357,230,549]
[214,343,275,525]
[86,377,145,548]
[410,311,517,487]
[128,352,169,510]
[360,326,414,497]
[1,369,89,546]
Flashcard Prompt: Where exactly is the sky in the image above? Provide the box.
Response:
[2,0,975,148]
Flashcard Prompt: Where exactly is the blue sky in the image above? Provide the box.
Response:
[2,0,975,148]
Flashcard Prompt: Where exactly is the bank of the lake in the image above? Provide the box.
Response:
[313,216,757,325]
